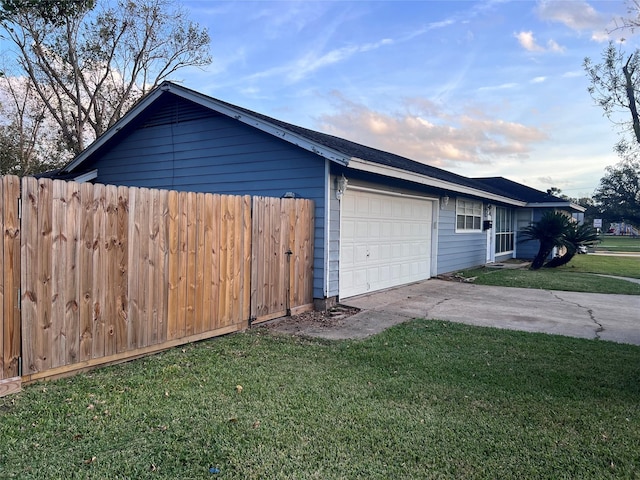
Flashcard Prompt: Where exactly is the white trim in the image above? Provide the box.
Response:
[324,160,330,298]
[455,198,483,233]
[348,157,526,206]
[72,169,98,183]
[527,201,586,212]
[431,200,439,275]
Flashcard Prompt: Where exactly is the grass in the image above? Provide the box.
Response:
[457,255,640,294]
[557,254,640,279]
[594,236,640,253]
[1,322,639,479]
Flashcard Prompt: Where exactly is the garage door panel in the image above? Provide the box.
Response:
[340,189,433,298]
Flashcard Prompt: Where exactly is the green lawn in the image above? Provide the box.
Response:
[457,255,640,294]
[558,254,640,279]
[1,322,639,479]
[594,236,640,253]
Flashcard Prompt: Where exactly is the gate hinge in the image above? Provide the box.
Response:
[18,356,22,377]
[17,198,22,219]
[17,288,21,310]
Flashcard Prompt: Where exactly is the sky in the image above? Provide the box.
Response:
[175,0,638,199]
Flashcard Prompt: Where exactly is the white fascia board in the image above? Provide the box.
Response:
[527,202,586,212]
[348,157,526,206]
[73,169,98,183]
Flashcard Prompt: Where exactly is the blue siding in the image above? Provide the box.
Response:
[82,105,327,299]
[436,199,487,274]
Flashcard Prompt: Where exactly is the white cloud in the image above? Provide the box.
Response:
[536,0,615,42]
[532,76,546,83]
[536,0,605,31]
[515,31,544,52]
[477,83,518,92]
[246,37,394,84]
[547,39,565,52]
[315,93,547,168]
[514,31,565,53]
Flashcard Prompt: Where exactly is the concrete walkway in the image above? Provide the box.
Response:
[299,279,640,346]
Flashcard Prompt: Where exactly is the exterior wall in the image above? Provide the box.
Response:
[80,101,328,298]
[436,198,487,274]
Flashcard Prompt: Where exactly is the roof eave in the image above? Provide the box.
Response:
[526,201,586,212]
[348,157,527,206]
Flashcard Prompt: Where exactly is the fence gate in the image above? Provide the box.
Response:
[250,196,314,324]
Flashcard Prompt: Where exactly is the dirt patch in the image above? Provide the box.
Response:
[260,304,360,335]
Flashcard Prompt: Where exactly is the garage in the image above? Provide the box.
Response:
[339,188,433,299]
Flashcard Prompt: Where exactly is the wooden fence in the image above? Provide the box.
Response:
[0,176,314,396]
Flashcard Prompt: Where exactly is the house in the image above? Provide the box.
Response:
[51,81,585,306]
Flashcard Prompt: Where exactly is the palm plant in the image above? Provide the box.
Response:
[520,211,571,270]
[544,222,599,268]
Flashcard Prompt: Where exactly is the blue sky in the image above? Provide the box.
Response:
[178,0,636,199]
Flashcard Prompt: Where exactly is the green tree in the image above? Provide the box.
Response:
[0,0,211,156]
[593,159,640,226]
[0,0,95,23]
[520,211,572,270]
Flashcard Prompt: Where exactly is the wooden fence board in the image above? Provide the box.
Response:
[50,180,66,368]
[185,192,197,337]
[92,183,106,359]
[79,182,94,361]
[116,186,129,353]
[104,185,118,355]
[157,189,169,344]
[20,177,37,374]
[242,195,252,322]
[65,181,81,365]
[137,188,150,348]
[177,191,188,339]
[147,188,159,345]
[202,194,213,331]
[166,189,179,340]
[36,178,53,372]
[2,176,20,379]
[210,194,221,330]
[218,195,229,327]
[0,178,4,376]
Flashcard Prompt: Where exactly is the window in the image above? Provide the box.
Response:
[456,199,482,232]
[495,207,514,254]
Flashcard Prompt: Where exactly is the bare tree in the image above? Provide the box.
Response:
[584,42,640,149]
[0,75,69,175]
[1,0,211,155]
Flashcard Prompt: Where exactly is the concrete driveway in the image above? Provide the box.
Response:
[302,279,640,345]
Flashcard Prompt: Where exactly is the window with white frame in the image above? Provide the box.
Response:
[495,207,514,254]
[456,199,482,232]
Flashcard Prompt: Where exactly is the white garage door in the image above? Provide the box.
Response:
[340,189,433,299]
